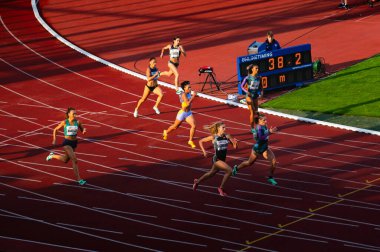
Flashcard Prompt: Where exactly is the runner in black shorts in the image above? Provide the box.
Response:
[46,107,87,185]
[232,114,278,185]
[134,57,169,117]
[193,122,238,196]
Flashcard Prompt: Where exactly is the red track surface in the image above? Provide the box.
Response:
[1,1,380,251]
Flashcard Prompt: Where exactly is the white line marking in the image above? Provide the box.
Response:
[53,183,112,192]
[344,243,380,251]
[93,207,157,219]
[0,235,97,252]
[0,101,7,103]
[118,157,178,167]
[18,161,72,170]
[0,114,37,120]
[317,200,380,212]
[87,169,145,179]
[137,234,207,247]
[320,151,380,161]
[0,175,41,183]
[355,14,374,22]
[276,177,329,186]
[129,192,191,204]
[148,145,201,154]
[345,139,380,145]
[235,190,303,200]
[255,231,328,244]
[0,213,31,220]
[205,203,272,215]
[0,127,7,130]
[171,218,240,230]
[57,222,123,235]
[291,163,357,173]
[344,186,380,194]
[18,196,71,206]
[87,138,137,146]
[287,215,359,227]
[120,101,136,105]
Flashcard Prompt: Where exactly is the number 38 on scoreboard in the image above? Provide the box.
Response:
[237,44,314,94]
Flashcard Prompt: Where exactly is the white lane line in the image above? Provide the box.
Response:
[0,235,97,252]
[18,104,106,115]
[137,234,207,247]
[276,177,329,186]
[120,101,135,105]
[87,138,137,146]
[371,173,380,176]
[0,101,7,103]
[57,222,123,235]
[255,231,327,244]
[320,151,380,161]
[0,175,41,183]
[0,207,153,251]
[317,200,380,212]
[171,218,240,230]
[235,190,303,201]
[355,14,374,22]
[0,114,37,120]
[0,193,5,196]
[18,161,72,170]
[344,243,380,251]
[286,215,359,228]
[291,163,357,173]
[148,145,201,154]
[293,155,307,160]
[46,120,101,128]
[345,139,380,146]
[0,213,31,220]
[18,196,71,206]
[129,192,191,204]
[205,203,272,215]
[87,169,145,179]
[344,186,380,194]
[0,127,7,130]
[93,207,157,219]
[375,228,380,231]
[53,183,112,192]
[118,157,178,167]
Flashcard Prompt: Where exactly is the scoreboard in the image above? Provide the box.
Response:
[237,44,313,94]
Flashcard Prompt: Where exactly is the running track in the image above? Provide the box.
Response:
[0,1,380,251]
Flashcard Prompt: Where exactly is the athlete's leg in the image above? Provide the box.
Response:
[233,150,258,175]
[168,63,179,89]
[195,164,219,185]
[135,86,151,111]
[214,161,232,190]
[263,148,276,177]
[152,86,163,109]
[63,145,81,181]
[185,114,196,142]
[246,96,255,128]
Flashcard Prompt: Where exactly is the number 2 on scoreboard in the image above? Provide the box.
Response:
[295,52,302,65]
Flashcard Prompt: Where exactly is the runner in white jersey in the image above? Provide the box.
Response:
[46,107,87,185]
[160,36,186,94]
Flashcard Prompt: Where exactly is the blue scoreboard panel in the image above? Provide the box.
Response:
[237,44,313,94]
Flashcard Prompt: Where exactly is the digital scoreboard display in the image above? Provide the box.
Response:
[237,44,313,94]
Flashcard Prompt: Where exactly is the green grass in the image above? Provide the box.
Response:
[262,54,380,118]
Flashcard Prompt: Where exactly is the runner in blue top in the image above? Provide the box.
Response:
[163,81,197,148]
[46,107,86,185]
[241,64,263,128]
[232,114,278,185]
[160,36,187,94]
[193,122,238,196]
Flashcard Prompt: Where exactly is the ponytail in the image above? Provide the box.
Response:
[203,121,224,135]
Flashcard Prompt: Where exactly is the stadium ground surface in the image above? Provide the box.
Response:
[0,0,380,251]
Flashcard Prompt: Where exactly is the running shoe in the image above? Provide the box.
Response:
[176,87,184,95]
[78,179,87,185]
[163,130,168,140]
[153,106,160,114]
[193,179,198,191]
[267,177,278,186]
[218,187,227,196]
[133,109,138,118]
[232,165,238,176]
[46,152,54,161]
[188,140,196,148]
